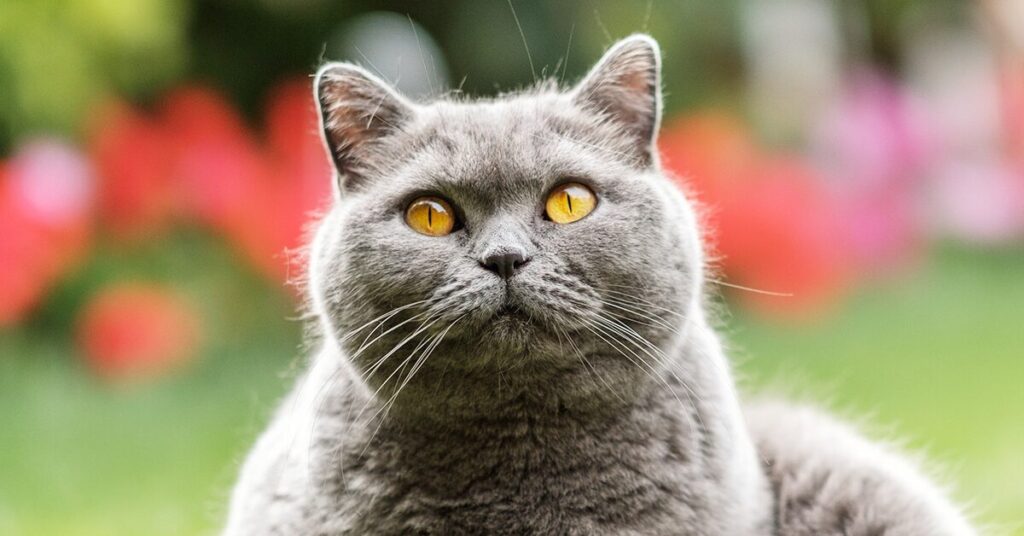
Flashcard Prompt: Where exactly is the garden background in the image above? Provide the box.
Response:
[1,0,1022,534]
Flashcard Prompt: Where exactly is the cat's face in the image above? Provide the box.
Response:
[309,36,705,409]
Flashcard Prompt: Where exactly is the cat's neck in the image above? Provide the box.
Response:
[305,314,771,532]
[317,310,756,467]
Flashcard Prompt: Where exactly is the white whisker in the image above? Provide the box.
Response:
[506,0,536,81]
[709,278,794,297]
[588,314,710,434]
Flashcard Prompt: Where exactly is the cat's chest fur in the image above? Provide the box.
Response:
[297,371,758,535]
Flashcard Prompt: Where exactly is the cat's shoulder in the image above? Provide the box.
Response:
[743,400,975,536]
[222,351,349,535]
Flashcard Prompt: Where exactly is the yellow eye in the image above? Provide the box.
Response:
[405,196,456,236]
[545,182,597,224]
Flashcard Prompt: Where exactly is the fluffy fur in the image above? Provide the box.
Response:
[223,35,974,535]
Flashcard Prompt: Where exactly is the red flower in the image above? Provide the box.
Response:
[660,113,852,319]
[711,157,852,318]
[217,79,332,284]
[87,80,333,287]
[658,111,758,202]
[0,140,95,326]
[76,284,201,381]
[161,86,266,232]
[89,101,176,240]
[0,168,50,326]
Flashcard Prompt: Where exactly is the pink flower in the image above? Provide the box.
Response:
[814,70,935,189]
[929,159,1024,244]
[812,71,934,270]
[253,79,333,282]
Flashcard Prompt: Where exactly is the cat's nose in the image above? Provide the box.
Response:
[480,250,530,279]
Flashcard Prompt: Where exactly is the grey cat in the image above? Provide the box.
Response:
[224,35,975,535]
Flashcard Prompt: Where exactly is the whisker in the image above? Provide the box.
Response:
[351,45,388,82]
[557,324,628,406]
[600,298,678,333]
[339,314,442,461]
[362,315,465,455]
[407,14,437,96]
[305,297,434,482]
[341,298,434,343]
[587,315,710,434]
[600,287,687,319]
[582,321,659,383]
[299,362,349,483]
[341,314,443,468]
[359,314,441,380]
[708,278,794,297]
[506,0,536,81]
[328,310,441,478]
[593,8,613,43]
[582,318,703,428]
[394,315,461,398]
[530,131,639,163]
[559,23,575,86]
[350,312,430,378]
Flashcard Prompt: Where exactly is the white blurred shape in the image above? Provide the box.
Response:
[984,0,1024,51]
[905,23,1000,156]
[329,12,449,99]
[740,0,844,140]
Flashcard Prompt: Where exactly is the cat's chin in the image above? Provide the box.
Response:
[449,304,562,364]
[477,308,541,355]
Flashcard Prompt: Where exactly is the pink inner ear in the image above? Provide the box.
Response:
[573,38,661,166]
[619,65,654,94]
[316,65,413,184]
[584,37,658,95]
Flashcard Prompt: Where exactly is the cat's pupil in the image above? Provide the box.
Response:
[565,192,573,214]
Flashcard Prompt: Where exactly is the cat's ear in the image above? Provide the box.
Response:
[315,63,415,191]
[573,34,662,166]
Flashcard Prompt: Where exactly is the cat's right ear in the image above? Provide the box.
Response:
[315,63,415,192]
[572,35,662,167]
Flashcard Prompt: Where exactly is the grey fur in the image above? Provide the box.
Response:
[224,35,975,535]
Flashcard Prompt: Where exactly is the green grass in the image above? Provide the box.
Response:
[0,246,1021,535]
[733,249,1024,534]
[0,235,304,536]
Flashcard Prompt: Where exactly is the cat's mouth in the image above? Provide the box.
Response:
[493,303,529,320]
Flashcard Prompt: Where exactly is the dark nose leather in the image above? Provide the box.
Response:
[480,250,530,279]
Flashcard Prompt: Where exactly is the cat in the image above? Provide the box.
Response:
[223,34,976,535]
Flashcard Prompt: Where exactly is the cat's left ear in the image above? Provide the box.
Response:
[315,63,416,192]
[573,34,662,167]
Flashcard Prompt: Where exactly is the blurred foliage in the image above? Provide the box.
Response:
[0,0,763,150]
[0,0,188,148]
[0,0,986,152]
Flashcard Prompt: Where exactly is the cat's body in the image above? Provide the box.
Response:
[225,321,769,535]
[224,36,974,535]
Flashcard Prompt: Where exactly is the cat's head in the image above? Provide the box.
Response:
[308,35,707,414]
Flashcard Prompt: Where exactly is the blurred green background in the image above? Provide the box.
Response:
[1,0,1022,534]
